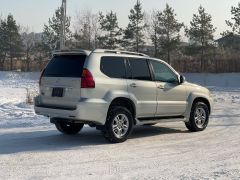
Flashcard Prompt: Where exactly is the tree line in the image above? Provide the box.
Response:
[0,1,240,72]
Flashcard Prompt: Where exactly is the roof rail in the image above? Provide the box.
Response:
[93,49,149,57]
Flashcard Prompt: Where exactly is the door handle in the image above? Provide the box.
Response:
[130,83,137,88]
[157,85,164,89]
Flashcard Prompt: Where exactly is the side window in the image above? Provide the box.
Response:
[128,58,151,81]
[100,56,126,79]
[150,60,178,83]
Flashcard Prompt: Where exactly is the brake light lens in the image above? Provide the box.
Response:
[81,69,95,88]
[39,69,45,86]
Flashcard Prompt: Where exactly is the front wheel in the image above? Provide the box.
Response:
[185,102,209,132]
[55,121,84,135]
[102,107,133,143]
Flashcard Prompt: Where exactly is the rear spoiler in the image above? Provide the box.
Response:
[53,49,91,56]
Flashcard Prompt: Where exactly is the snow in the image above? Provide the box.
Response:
[0,71,47,129]
[0,71,240,179]
[184,73,240,88]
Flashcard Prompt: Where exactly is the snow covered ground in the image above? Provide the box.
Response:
[0,71,240,179]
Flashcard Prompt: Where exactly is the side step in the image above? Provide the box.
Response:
[136,115,185,125]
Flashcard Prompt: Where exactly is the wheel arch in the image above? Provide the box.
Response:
[192,97,211,114]
[184,93,212,122]
[108,97,136,124]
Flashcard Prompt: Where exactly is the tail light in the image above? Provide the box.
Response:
[39,69,45,86]
[81,69,95,88]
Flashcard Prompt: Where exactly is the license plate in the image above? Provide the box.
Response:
[52,88,64,97]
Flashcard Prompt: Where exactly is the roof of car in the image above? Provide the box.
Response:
[53,48,149,58]
[93,49,149,57]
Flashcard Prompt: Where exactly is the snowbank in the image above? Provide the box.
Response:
[0,71,39,89]
[184,73,240,88]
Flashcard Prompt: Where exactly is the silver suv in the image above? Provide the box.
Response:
[35,49,213,143]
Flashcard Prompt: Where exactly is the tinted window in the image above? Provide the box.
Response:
[151,60,178,83]
[100,57,126,79]
[43,55,86,77]
[128,58,151,81]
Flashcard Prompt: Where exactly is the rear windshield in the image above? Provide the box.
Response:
[43,55,86,77]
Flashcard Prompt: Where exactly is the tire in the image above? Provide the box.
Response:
[185,102,209,132]
[55,121,84,135]
[102,106,133,143]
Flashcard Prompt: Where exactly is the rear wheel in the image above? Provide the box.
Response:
[102,107,133,143]
[55,121,84,135]
[185,102,209,132]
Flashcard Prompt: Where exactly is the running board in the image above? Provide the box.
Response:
[136,116,185,125]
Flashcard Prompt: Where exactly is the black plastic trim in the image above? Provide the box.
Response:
[138,115,184,121]
[50,118,102,126]
[36,105,76,111]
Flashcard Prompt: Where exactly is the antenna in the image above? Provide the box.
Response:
[60,0,66,50]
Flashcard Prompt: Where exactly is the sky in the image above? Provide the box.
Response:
[0,0,239,39]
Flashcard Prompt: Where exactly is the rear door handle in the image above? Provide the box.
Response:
[130,83,137,88]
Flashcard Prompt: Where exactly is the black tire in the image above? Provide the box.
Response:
[185,121,192,130]
[55,121,84,135]
[185,102,209,132]
[102,106,133,143]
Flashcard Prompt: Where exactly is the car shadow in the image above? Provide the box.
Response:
[0,125,188,155]
[131,125,187,139]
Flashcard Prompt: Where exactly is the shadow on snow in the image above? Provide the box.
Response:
[0,125,187,154]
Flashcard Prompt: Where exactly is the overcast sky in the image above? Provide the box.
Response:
[0,0,239,39]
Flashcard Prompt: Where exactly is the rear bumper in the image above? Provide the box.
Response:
[34,96,108,125]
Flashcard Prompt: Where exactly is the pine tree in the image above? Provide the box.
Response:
[185,6,216,71]
[74,23,91,49]
[153,4,183,64]
[123,0,146,52]
[32,41,49,70]
[98,11,122,49]
[223,2,240,35]
[0,14,22,70]
[220,3,240,50]
[42,7,71,54]
[0,18,6,70]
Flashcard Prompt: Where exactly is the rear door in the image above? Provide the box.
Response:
[40,54,86,108]
[127,58,157,117]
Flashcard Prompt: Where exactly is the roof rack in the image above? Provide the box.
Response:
[93,49,149,57]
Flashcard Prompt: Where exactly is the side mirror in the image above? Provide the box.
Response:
[179,75,185,84]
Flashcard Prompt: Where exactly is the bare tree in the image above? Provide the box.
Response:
[21,27,36,71]
[145,10,160,57]
[74,9,99,50]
